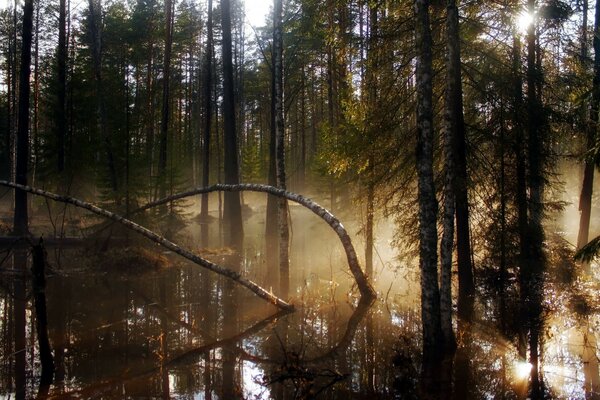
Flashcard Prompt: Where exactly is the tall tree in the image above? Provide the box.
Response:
[56,0,67,172]
[201,0,213,247]
[158,0,173,198]
[414,0,442,364]
[578,0,598,258]
[221,0,243,247]
[451,0,475,314]
[273,0,289,298]
[13,0,34,235]
[88,0,119,193]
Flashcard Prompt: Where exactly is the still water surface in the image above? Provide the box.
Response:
[0,194,597,399]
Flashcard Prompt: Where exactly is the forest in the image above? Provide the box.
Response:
[0,0,599,398]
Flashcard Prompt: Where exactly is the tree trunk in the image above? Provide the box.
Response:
[201,0,214,248]
[159,0,173,200]
[273,0,290,298]
[266,51,279,289]
[525,1,546,396]
[57,0,67,172]
[13,0,34,236]
[578,0,600,265]
[221,0,243,249]
[414,0,443,365]
[134,183,377,300]
[448,0,475,317]
[88,0,118,193]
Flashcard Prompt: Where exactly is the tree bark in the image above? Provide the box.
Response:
[13,0,34,236]
[414,0,443,365]
[57,0,67,172]
[201,0,214,248]
[158,0,173,199]
[273,0,290,298]
[221,0,243,248]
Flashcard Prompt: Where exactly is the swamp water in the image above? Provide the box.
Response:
[0,193,598,399]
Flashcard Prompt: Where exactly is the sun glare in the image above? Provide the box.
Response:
[516,11,535,33]
[515,361,533,379]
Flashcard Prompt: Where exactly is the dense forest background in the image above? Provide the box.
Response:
[1,0,600,398]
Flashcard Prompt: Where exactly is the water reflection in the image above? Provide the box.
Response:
[0,196,597,398]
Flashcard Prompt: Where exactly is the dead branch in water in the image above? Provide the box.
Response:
[0,181,293,311]
[136,183,377,300]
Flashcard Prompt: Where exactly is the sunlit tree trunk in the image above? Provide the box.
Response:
[578,0,599,265]
[13,0,34,235]
[414,0,442,365]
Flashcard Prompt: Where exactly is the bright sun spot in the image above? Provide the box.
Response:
[244,0,272,28]
[516,11,535,33]
[515,361,533,379]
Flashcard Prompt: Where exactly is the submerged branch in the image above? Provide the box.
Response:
[136,183,377,300]
[0,181,293,311]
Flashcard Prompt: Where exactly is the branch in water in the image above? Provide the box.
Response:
[0,181,293,311]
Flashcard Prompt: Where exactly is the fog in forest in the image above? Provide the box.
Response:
[2,0,600,398]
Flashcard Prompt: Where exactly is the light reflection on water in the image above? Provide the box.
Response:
[0,193,597,398]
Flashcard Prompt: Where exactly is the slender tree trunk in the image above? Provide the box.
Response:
[266,52,279,289]
[221,0,243,248]
[146,43,155,177]
[201,0,214,248]
[13,0,34,236]
[32,2,39,186]
[88,0,118,193]
[57,0,67,172]
[440,0,460,350]
[273,0,289,298]
[159,0,173,200]
[414,0,442,365]
[526,2,546,396]
[447,0,475,318]
[365,3,378,278]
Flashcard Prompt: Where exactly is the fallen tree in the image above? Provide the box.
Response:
[135,183,376,300]
[0,181,376,305]
[0,181,293,311]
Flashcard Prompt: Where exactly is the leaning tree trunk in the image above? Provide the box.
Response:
[1,181,293,311]
[414,0,443,366]
[273,0,290,298]
[13,0,34,236]
[135,183,377,300]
